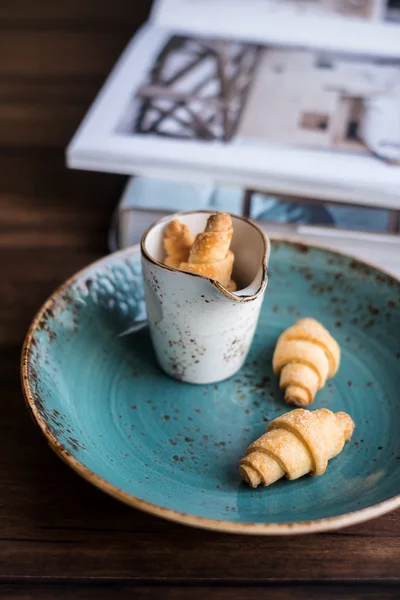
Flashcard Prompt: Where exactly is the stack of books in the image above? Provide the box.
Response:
[67,0,400,252]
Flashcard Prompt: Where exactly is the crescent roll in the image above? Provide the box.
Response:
[163,220,195,269]
[240,408,354,488]
[273,318,340,406]
[179,212,235,289]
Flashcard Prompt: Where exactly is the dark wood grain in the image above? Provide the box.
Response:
[0,1,399,598]
[0,584,399,600]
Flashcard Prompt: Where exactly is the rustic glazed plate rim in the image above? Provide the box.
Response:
[21,236,400,535]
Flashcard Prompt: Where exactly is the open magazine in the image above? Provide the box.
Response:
[68,0,400,209]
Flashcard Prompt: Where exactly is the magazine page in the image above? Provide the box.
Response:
[67,2,400,208]
[153,0,400,55]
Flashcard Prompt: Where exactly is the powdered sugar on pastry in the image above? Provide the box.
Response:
[240,408,354,488]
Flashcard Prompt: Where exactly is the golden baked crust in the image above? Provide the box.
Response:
[162,213,236,289]
[163,219,195,266]
[180,251,234,289]
[188,212,233,264]
[240,408,354,488]
[273,318,340,406]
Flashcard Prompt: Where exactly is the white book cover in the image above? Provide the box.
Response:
[67,0,400,208]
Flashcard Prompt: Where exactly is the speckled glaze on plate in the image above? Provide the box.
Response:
[21,239,400,535]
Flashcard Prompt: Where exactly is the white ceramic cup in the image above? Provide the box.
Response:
[141,211,270,384]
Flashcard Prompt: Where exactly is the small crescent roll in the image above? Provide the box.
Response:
[180,213,235,289]
[240,408,354,488]
[163,220,195,267]
[188,212,233,264]
[273,318,340,406]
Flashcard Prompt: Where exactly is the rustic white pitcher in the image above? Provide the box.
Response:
[141,211,270,384]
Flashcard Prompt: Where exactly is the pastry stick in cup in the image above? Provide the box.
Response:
[146,210,269,385]
[163,220,195,269]
[179,212,236,290]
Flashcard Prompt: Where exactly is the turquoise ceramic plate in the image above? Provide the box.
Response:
[22,239,400,534]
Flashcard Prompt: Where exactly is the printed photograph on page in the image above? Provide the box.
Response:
[118,20,400,164]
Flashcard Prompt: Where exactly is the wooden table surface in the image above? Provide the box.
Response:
[1,2,399,598]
